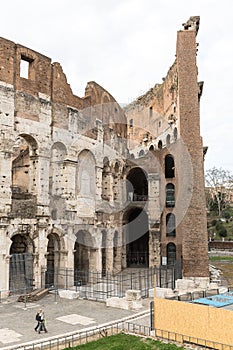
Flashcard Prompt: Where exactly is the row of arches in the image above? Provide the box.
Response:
[148,127,178,152]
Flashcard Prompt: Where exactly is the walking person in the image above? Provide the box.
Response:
[36,309,48,334]
[34,309,41,332]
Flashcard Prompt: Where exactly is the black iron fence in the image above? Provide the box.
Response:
[9,253,34,294]
[40,265,179,301]
[3,262,182,299]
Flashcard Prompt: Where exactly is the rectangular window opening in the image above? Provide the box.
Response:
[20,59,29,79]
[20,56,33,79]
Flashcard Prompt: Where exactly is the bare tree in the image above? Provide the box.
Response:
[205,167,233,217]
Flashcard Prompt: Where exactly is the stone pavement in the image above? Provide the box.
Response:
[0,292,152,349]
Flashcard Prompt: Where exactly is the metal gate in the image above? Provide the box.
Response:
[9,253,34,294]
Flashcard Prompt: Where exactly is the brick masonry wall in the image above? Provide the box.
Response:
[176,29,209,277]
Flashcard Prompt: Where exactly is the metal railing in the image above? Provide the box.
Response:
[4,320,233,350]
[40,266,178,301]
[0,264,182,304]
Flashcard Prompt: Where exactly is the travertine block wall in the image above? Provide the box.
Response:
[0,16,210,293]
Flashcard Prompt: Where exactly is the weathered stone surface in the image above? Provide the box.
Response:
[0,16,209,295]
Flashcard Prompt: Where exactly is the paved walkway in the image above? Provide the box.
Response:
[0,292,152,349]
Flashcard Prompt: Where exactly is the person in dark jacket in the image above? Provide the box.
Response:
[35,309,48,333]
[34,309,41,332]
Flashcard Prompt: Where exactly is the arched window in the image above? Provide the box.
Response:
[158,140,162,150]
[165,154,175,178]
[149,145,154,151]
[166,213,176,237]
[166,183,175,207]
[139,149,144,157]
[166,134,171,145]
[167,243,176,265]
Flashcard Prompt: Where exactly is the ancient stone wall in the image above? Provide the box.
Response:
[0,17,210,293]
[125,16,209,279]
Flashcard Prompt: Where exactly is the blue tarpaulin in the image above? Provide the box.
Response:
[191,291,233,308]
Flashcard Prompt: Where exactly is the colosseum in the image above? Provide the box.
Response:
[0,16,209,297]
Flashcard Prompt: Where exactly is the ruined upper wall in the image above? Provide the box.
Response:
[124,16,201,148]
[0,37,118,110]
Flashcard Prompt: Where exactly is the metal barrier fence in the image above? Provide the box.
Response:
[1,264,181,301]
[41,265,177,301]
[5,320,233,350]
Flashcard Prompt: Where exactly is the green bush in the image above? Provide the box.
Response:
[219,228,227,237]
[222,211,231,219]
[215,221,224,231]
[211,219,217,226]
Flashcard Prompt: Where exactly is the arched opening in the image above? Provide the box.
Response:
[139,149,145,157]
[9,233,34,293]
[149,145,154,151]
[45,233,60,288]
[165,154,175,178]
[77,150,96,197]
[167,243,176,265]
[166,134,171,145]
[166,183,175,207]
[123,208,149,267]
[166,213,176,237]
[74,230,94,285]
[11,135,38,218]
[126,167,148,202]
[158,140,162,150]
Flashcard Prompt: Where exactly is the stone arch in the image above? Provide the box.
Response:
[149,144,154,151]
[101,92,111,104]
[139,149,145,157]
[45,231,62,288]
[126,167,148,202]
[76,149,96,197]
[10,232,34,254]
[12,134,38,196]
[130,153,135,159]
[123,208,149,267]
[9,233,34,292]
[74,230,96,285]
[158,140,163,150]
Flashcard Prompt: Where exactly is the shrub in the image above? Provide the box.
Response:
[222,211,231,219]
[216,221,224,231]
[211,219,217,226]
[219,228,227,237]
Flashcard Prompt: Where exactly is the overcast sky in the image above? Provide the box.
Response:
[1,0,232,172]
